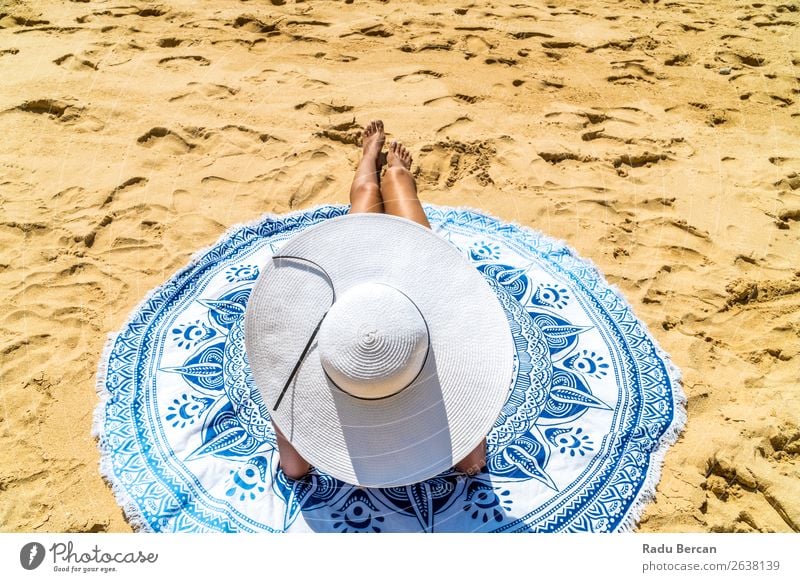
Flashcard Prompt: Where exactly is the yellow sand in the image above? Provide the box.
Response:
[1,0,798,533]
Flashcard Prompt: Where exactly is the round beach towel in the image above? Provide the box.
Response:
[95,204,684,532]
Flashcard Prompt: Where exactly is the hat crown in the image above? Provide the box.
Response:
[318,282,429,399]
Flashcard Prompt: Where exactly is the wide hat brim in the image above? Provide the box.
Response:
[244,213,514,487]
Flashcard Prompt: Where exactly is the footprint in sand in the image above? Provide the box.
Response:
[243,68,329,89]
[538,151,598,165]
[459,34,495,60]
[158,55,210,69]
[664,53,692,66]
[541,40,585,50]
[655,20,706,34]
[231,14,280,35]
[0,14,50,28]
[393,70,443,83]
[157,38,185,48]
[168,82,239,103]
[318,53,359,63]
[612,152,669,169]
[773,171,800,192]
[283,19,330,43]
[770,424,800,459]
[507,30,553,40]
[544,109,615,130]
[415,139,496,188]
[10,98,104,131]
[200,145,336,212]
[186,125,280,156]
[210,37,266,49]
[75,5,167,24]
[586,35,660,54]
[294,101,354,115]
[53,53,98,71]
[137,127,196,154]
[724,276,800,310]
[703,451,800,532]
[423,94,480,106]
[101,177,148,208]
[314,119,361,146]
[14,99,73,118]
[339,23,393,38]
[607,60,657,85]
[539,76,565,90]
[399,38,456,53]
[435,116,473,135]
[484,56,518,66]
[716,50,767,68]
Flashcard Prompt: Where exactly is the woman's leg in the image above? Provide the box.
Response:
[348,120,385,214]
[272,421,311,480]
[381,140,431,228]
[274,121,387,480]
[381,140,484,473]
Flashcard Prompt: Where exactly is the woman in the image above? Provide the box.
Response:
[273,120,487,480]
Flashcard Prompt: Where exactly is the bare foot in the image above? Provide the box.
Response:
[387,140,412,170]
[361,120,385,173]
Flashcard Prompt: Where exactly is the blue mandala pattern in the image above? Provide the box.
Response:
[95,204,683,532]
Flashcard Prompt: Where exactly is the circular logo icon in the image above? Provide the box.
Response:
[20,542,46,570]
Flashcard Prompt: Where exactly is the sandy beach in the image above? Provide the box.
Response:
[1,0,798,532]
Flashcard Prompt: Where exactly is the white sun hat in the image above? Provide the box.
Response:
[244,213,514,487]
